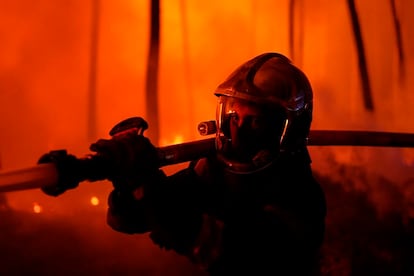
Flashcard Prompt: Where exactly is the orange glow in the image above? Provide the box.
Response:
[402,148,414,166]
[90,196,99,206]
[33,202,42,213]
[0,0,412,214]
[0,1,414,274]
[160,135,185,147]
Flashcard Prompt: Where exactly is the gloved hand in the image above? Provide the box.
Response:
[38,150,82,196]
[89,132,160,191]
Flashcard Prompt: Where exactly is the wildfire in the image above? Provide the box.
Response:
[90,196,99,206]
[160,135,184,147]
[33,202,42,213]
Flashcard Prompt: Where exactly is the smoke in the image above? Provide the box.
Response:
[1,1,414,275]
[315,169,414,275]
[311,146,414,219]
[0,200,206,276]
[2,167,414,276]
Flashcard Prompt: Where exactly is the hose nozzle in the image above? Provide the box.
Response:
[198,120,217,136]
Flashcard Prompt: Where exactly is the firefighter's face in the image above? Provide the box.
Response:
[222,98,282,161]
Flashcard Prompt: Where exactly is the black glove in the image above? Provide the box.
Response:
[38,150,82,196]
[89,132,160,191]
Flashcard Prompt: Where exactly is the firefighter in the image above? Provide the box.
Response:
[44,52,327,275]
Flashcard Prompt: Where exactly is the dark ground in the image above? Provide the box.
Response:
[1,166,414,276]
[317,172,414,276]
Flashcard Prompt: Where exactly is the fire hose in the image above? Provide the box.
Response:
[1,117,414,194]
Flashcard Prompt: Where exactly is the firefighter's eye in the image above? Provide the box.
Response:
[249,116,264,129]
[228,113,239,124]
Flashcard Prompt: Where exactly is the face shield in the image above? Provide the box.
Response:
[215,96,287,173]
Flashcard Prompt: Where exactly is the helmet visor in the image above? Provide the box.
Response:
[216,96,287,167]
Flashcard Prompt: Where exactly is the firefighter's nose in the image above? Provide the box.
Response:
[233,117,247,129]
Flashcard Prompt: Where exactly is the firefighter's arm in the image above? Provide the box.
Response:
[88,129,166,233]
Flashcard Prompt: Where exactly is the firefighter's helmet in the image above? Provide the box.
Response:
[214,52,313,174]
